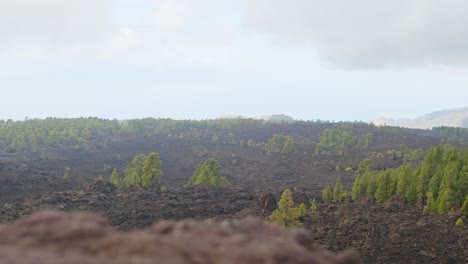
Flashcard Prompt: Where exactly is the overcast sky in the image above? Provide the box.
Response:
[1,0,468,121]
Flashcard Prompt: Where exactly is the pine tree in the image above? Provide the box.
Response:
[141,152,163,187]
[461,195,468,218]
[416,147,441,203]
[396,163,412,198]
[423,192,436,214]
[376,170,392,204]
[322,186,333,203]
[283,137,295,153]
[110,168,120,188]
[187,158,229,186]
[455,165,468,207]
[437,188,453,214]
[333,176,345,203]
[63,167,70,180]
[351,175,363,200]
[269,189,305,227]
[309,198,318,214]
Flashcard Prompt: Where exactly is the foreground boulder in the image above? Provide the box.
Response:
[0,210,360,264]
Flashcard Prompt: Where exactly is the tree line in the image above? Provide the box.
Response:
[350,144,468,217]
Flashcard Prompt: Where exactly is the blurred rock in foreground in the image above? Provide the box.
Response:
[0,210,361,264]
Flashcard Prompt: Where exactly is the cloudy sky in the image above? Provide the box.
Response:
[1,0,468,121]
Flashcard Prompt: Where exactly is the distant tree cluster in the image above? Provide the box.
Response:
[315,129,371,156]
[322,176,347,203]
[0,118,119,152]
[352,144,468,216]
[111,152,163,188]
[187,158,230,186]
[386,144,424,164]
[267,134,296,153]
[0,117,267,153]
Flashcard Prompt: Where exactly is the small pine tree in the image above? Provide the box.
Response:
[322,186,333,203]
[455,218,464,227]
[333,176,345,203]
[141,152,163,187]
[309,198,318,214]
[376,170,392,204]
[437,187,453,214]
[461,195,468,218]
[269,189,306,227]
[110,168,120,188]
[63,167,70,180]
[187,158,229,186]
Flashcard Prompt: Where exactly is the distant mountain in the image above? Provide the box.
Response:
[373,107,468,129]
[215,114,295,123]
[259,114,295,123]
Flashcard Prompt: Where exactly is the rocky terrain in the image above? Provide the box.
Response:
[0,210,361,264]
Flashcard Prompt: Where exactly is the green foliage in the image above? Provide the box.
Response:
[455,218,464,227]
[375,170,393,204]
[342,218,350,225]
[357,133,373,148]
[3,202,13,209]
[160,185,167,192]
[352,144,468,215]
[333,176,346,203]
[309,198,318,214]
[63,167,71,180]
[461,195,468,218]
[345,167,353,172]
[187,158,229,186]
[322,186,333,203]
[110,168,121,188]
[141,152,163,187]
[315,129,355,156]
[247,139,255,147]
[355,159,374,176]
[269,189,306,227]
[211,134,219,142]
[268,134,296,153]
[123,152,163,187]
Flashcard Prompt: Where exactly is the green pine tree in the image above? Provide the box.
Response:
[461,195,468,218]
[269,189,306,227]
[187,158,229,186]
[333,176,345,203]
[141,152,163,187]
[376,170,392,204]
[110,168,121,188]
[309,198,318,214]
[322,186,333,203]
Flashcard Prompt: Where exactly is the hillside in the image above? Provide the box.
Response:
[374,107,468,129]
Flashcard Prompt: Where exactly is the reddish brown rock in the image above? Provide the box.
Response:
[0,210,361,264]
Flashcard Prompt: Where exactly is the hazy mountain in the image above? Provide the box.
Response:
[259,114,295,123]
[215,114,295,123]
[373,107,468,129]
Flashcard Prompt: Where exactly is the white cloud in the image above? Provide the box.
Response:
[154,0,194,32]
[0,0,106,40]
[0,0,141,59]
[246,0,468,69]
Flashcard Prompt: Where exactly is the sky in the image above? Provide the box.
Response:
[1,0,468,122]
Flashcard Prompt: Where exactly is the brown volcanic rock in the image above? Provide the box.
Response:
[0,210,361,264]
